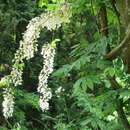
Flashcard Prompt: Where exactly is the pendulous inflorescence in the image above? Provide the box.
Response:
[1,3,71,118]
[37,42,57,112]
[2,87,15,119]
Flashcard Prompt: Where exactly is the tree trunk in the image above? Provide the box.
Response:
[99,3,108,36]
[99,3,111,52]
[116,0,130,73]
[107,75,130,130]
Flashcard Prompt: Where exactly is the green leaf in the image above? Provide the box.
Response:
[52,64,73,77]
[72,55,90,69]
[0,126,8,130]
[119,90,130,102]
[38,0,48,7]
[74,78,83,88]
[86,78,94,90]
[52,0,65,2]
[81,77,88,91]
[73,78,84,96]
[104,80,111,88]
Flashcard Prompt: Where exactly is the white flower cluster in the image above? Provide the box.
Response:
[10,64,24,86]
[0,76,10,86]
[17,17,41,60]
[11,6,70,86]
[10,17,41,86]
[41,12,68,31]
[0,76,14,118]
[14,3,70,61]
[1,3,71,118]
[55,86,65,97]
[2,87,14,119]
[37,43,56,112]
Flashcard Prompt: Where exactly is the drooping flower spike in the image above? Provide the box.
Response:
[38,40,59,112]
[1,3,71,118]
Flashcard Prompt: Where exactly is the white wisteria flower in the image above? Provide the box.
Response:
[2,87,14,119]
[55,86,65,94]
[11,5,70,87]
[55,86,65,97]
[0,3,71,118]
[0,76,14,118]
[11,64,24,86]
[37,41,57,112]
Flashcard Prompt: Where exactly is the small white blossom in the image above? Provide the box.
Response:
[0,76,10,85]
[39,99,49,112]
[11,65,23,86]
[55,86,65,94]
[55,86,65,97]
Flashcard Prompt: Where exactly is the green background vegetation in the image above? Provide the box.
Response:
[1,0,130,129]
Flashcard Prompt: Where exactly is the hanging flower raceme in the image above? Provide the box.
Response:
[0,3,71,118]
[37,40,58,112]
[2,87,14,119]
[0,76,15,119]
[10,16,42,86]
[11,3,71,86]
[0,76,14,119]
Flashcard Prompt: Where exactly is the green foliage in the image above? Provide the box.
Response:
[38,0,49,8]
[15,89,39,110]
[1,0,130,129]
